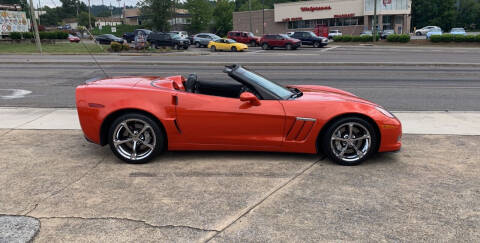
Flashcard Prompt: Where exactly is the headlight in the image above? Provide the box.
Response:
[375,106,395,118]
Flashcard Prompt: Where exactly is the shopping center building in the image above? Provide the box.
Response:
[233,0,411,36]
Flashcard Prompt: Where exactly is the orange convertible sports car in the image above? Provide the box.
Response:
[76,65,401,166]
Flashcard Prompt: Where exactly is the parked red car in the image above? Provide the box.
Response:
[260,34,301,50]
[68,34,80,43]
[227,31,261,46]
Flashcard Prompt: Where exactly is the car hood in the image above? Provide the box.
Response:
[287,85,376,106]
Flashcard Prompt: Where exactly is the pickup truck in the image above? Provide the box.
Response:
[147,32,190,49]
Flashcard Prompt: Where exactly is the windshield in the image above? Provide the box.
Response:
[226,39,236,43]
[451,28,464,32]
[211,34,221,39]
[169,33,180,38]
[237,67,293,99]
[279,34,290,39]
[247,32,254,37]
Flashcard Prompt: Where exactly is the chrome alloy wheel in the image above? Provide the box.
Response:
[112,119,156,161]
[330,122,371,162]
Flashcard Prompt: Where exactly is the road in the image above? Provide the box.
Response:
[1,45,480,110]
[1,63,479,110]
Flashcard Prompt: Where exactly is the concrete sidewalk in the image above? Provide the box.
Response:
[1,107,479,135]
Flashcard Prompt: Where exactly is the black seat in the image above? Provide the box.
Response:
[185,74,198,93]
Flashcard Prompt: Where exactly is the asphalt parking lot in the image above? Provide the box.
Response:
[0,129,478,242]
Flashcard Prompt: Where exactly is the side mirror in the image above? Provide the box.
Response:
[240,92,260,105]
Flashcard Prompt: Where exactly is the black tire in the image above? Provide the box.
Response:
[250,40,256,47]
[231,46,237,52]
[321,117,378,166]
[174,44,180,50]
[286,43,292,50]
[211,45,216,52]
[262,43,269,50]
[195,42,201,48]
[313,41,320,48]
[416,32,422,36]
[108,113,164,164]
[183,45,189,50]
[152,43,158,49]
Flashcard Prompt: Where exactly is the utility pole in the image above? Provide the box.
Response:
[88,0,92,30]
[262,0,264,34]
[28,0,42,54]
[373,0,377,42]
[249,0,252,32]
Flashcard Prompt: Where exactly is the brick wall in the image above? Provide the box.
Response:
[233,9,287,35]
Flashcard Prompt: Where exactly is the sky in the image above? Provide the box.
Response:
[39,0,139,8]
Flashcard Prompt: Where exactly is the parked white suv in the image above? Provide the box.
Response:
[415,26,441,36]
[328,30,342,39]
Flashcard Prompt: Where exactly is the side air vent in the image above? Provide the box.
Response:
[286,117,316,141]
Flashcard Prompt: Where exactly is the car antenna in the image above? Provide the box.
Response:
[80,28,110,78]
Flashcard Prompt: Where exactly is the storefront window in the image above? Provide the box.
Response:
[288,17,364,29]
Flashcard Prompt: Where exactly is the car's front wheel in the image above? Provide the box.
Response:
[211,45,216,52]
[262,43,269,50]
[313,41,320,48]
[416,32,422,36]
[250,41,256,47]
[108,113,164,164]
[195,42,201,48]
[321,117,378,166]
[286,43,293,50]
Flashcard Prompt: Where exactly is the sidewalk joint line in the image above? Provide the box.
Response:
[202,157,322,242]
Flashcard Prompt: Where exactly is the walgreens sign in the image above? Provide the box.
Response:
[300,6,332,12]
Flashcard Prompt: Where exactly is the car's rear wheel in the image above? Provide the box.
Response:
[108,113,164,164]
[231,46,237,52]
[286,43,293,50]
[151,43,158,49]
[321,117,378,166]
[262,43,269,50]
[211,45,216,52]
[250,40,256,47]
[416,32,422,36]
[195,42,201,48]
[174,44,180,50]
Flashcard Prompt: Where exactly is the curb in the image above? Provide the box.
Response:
[2,61,480,67]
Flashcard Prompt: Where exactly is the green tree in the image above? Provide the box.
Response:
[412,0,457,31]
[138,0,172,31]
[238,0,263,11]
[456,0,480,29]
[186,0,213,33]
[78,11,95,27]
[212,0,234,36]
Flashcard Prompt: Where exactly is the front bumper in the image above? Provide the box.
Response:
[378,118,402,152]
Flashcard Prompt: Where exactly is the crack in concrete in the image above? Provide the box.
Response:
[201,156,323,242]
[37,216,219,233]
[22,156,106,216]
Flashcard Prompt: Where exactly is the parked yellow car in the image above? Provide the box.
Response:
[207,38,248,52]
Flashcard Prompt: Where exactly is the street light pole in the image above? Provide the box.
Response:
[373,0,377,42]
[28,0,42,54]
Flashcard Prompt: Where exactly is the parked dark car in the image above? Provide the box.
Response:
[95,34,124,45]
[290,31,328,48]
[227,31,261,46]
[381,29,395,39]
[259,34,301,50]
[147,32,190,50]
[193,33,221,47]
